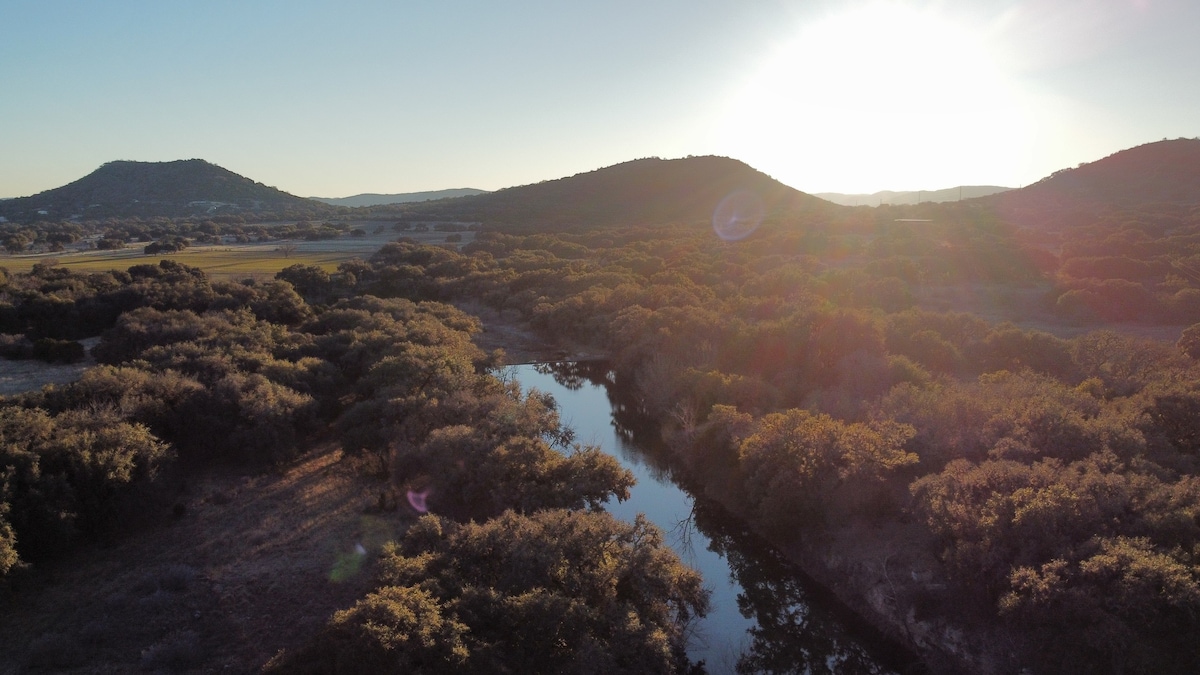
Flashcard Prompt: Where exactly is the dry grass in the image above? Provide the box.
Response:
[0,448,416,674]
[0,229,474,279]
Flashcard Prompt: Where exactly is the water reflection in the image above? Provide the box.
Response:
[520,361,917,675]
[694,501,898,675]
[533,360,617,390]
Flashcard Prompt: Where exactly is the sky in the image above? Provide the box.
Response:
[2,0,1198,199]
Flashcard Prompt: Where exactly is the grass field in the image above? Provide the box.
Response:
[0,228,473,279]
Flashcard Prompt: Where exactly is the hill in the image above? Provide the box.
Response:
[310,188,487,207]
[816,185,1010,206]
[0,159,333,222]
[392,155,835,230]
[985,138,1200,227]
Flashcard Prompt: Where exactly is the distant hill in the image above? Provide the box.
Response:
[310,188,488,208]
[816,185,1011,206]
[985,138,1200,226]
[396,156,834,230]
[0,159,332,222]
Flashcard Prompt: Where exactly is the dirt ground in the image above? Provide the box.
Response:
[0,448,410,674]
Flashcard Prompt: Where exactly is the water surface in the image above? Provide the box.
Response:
[514,362,910,675]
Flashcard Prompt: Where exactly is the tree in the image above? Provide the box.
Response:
[272,510,709,674]
[275,264,332,299]
[0,502,19,576]
[1000,537,1200,674]
[249,280,312,325]
[3,234,30,254]
[1178,322,1200,359]
[143,236,188,255]
[0,406,170,571]
[276,586,469,674]
[737,408,916,532]
[31,338,86,363]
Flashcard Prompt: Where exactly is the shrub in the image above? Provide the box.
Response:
[31,337,86,363]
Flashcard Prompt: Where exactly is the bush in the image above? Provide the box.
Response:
[0,406,171,571]
[273,510,709,674]
[31,337,86,363]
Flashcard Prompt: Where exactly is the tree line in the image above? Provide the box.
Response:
[0,217,381,255]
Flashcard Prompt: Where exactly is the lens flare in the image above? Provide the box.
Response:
[329,543,367,583]
[712,190,765,241]
[406,488,431,513]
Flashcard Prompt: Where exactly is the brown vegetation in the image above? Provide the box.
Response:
[1,255,704,673]
[358,200,1200,672]
[6,142,1200,672]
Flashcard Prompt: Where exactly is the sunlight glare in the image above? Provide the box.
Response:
[407,488,431,513]
[713,190,765,241]
[716,3,1035,193]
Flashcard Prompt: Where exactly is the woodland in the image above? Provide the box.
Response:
[0,257,705,673]
[4,144,1200,673]
[349,200,1200,673]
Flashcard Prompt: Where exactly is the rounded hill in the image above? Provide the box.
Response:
[986,138,1200,227]
[0,159,330,222]
[394,155,835,231]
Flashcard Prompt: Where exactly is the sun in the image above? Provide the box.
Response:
[715,3,1034,194]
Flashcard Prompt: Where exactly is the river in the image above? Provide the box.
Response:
[513,362,915,675]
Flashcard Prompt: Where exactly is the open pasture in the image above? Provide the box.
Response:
[0,227,473,279]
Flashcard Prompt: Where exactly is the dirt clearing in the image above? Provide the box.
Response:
[0,449,410,674]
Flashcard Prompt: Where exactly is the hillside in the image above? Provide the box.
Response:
[392,155,835,230]
[816,185,1010,206]
[0,159,333,222]
[985,138,1200,227]
[310,188,487,207]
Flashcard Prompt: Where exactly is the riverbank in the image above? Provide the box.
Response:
[661,420,1019,674]
[518,363,909,674]
[456,300,607,364]
[770,508,1014,674]
[516,351,1016,674]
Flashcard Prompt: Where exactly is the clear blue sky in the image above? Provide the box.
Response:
[2,0,1197,199]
